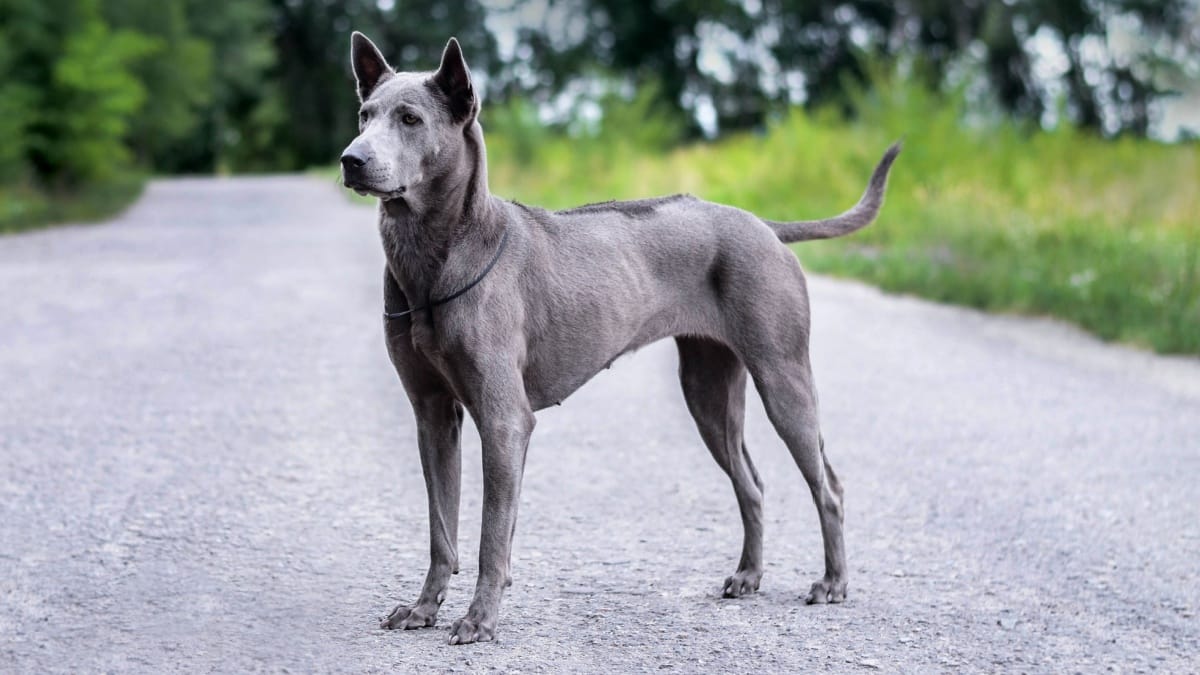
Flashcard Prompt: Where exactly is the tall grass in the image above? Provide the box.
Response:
[484,78,1200,354]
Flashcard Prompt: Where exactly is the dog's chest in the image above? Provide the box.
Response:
[407,317,480,394]
[408,319,446,360]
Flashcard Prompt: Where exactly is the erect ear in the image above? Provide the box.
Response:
[351,31,393,101]
[431,37,477,122]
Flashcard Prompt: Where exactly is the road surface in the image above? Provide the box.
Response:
[1,176,1197,672]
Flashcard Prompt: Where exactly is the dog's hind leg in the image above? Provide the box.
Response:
[749,355,847,604]
[676,337,765,598]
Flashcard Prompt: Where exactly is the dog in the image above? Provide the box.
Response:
[341,32,899,645]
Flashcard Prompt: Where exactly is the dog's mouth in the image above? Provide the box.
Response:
[344,181,407,200]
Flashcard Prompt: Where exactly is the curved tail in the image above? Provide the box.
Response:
[766,141,902,243]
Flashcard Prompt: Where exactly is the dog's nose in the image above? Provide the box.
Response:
[340,149,370,170]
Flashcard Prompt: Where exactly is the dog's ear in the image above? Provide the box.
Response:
[351,31,393,102]
[431,37,477,123]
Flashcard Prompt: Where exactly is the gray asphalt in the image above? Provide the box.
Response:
[1,176,1198,673]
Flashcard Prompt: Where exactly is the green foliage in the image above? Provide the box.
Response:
[510,0,762,135]
[509,0,1197,137]
[592,82,687,152]
[0,174,144,233]
[486,74,1200,354]
[102,0,215,170]
[0,38,36,181]
[181,0,278,173]
[46,18,157,183]
[1,0,156,190]
[483,99,547,166]
[0,0,278,225]
[486,78,685,167]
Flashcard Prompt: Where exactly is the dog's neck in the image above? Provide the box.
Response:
[378,120,501,305]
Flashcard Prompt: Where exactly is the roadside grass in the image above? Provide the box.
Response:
[0,176,146,234]
[482,86,1199,355]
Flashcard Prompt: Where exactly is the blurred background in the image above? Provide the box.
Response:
[1,0,1197,352]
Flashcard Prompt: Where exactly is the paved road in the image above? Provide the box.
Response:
[1,176,1197,672]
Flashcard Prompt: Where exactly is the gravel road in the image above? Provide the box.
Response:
[1,176,1197,672]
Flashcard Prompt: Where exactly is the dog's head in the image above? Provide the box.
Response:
[340,33,479,202]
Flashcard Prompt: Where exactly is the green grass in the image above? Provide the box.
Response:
[481,85,1200,354]
[0,175,146,234]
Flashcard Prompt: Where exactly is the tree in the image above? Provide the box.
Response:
[0,21,36,181]
[183,0,280,172]
[501,0,764,136]
[509,0,1197,137]
[0,0,155,185]
[763,0,1198,135]
[101,0,214,171]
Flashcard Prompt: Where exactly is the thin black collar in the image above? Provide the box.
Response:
[384,228,510,320]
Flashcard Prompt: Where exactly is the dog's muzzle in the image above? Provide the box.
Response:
[341,141,381,188]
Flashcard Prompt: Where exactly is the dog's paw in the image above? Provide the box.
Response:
[804,577,847,605]
[722,569,763,598]
[448,616,495,645]
[380,603,438,630]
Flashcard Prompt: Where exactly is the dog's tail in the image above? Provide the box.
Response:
[765,141,901,243]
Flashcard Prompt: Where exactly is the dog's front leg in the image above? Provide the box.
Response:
[448,390,535,645]
[381,394,463,629]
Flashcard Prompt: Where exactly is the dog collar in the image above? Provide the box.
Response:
[384,228,510,320]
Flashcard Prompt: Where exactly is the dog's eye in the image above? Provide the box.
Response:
[358,110,369,125]
[401,113,420,126]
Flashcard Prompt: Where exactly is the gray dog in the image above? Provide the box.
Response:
[341,32,899,644]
